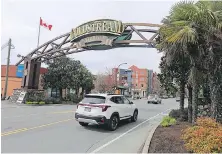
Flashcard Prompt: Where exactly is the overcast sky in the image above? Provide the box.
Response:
[1,0,177,74]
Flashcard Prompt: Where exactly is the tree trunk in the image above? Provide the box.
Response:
[179,79,185,114]
[76,87,79,98]
[191,66,198,124]
[179,50,185,116]
[59,88,63,100]
[187,84,193,123]
[81,87,84,99]
[209,76,221,120]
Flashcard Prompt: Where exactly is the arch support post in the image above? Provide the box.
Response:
[22,57,41,90]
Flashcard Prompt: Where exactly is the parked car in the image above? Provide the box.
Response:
[147,94,162,104]
[132,95,141,99]
[162,95,168,99]
[75,94,138,131]
[136,95,141,99]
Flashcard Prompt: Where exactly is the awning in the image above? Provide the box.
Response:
[116,86,128,90]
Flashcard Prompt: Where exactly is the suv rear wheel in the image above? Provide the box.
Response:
[79,122,88,126]
[107,115,119,131]
[131,110,138,122]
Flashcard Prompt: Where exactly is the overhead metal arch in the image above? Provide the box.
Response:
[15,21,162,91]
[16,22,161,66]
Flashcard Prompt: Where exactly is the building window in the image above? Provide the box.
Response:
[141,84,144,87]
[136,84,137,87]
[140,78,144,81]
[51,88,60,98]
[141,72,144,75]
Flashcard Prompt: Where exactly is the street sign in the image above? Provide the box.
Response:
[17,91,26,104]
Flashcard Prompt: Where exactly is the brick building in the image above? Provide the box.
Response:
[129,65,149,97]
[1,65,47,97]
[111,65,155,97]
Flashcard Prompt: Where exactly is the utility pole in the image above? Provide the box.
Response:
[3,38,12,100]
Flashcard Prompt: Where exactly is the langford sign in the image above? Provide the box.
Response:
[70,19,125,49]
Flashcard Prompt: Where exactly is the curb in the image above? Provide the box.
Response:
[141,122,160,153]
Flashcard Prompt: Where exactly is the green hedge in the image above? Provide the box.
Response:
[26,101,45,105]
[160,116,177,127]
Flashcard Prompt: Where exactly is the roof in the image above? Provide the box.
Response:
[116,85,128,89]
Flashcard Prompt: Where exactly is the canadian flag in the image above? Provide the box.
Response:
[40,17,52,31]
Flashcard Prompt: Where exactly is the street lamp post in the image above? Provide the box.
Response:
[116,63,127,88]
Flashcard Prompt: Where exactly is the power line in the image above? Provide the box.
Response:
[1,41,15,50]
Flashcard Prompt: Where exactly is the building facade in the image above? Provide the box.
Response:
[129,65,148,97]
[1,65,47,97]
[147,69,154,95]
[110,65,155,97]
[112,68,132,95]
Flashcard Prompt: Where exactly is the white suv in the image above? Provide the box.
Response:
[75,94,138,131]
[147,94,162,104]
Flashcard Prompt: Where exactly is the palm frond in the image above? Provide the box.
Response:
[170,1,199,22]
[166,26,198,45]
[170,20,191,27]
[207,1,222,12]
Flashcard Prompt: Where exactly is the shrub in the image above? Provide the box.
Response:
[51,98,61,104]
[36,96,43,102]
[39,101,45,105]
[26,90,46,102]
[182,117,222,153]
[44,97,54,104]
[26,97,35,102]
[26,101,39,105]
[169,108,188,121]
[160,116,177,127]
[66,93,81,104]
[26,101,33,104]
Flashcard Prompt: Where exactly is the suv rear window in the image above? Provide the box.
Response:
[82,95,106,104]
[149,94,155,98]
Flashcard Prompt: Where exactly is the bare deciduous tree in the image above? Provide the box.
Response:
[92,68,116,93]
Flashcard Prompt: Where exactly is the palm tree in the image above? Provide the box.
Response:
[159,1,222,123]
[157,18,190,117]
[203,1,222,121]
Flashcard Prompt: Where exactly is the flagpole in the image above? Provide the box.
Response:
[37,17,41,47]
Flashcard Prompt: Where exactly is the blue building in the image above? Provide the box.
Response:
[118,68,132,95]
[147,69,153,95]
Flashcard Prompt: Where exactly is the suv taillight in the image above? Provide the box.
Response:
[101,105,111,112]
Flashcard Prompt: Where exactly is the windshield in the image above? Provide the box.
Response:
[81,95,106,104]
[149,94,155,98]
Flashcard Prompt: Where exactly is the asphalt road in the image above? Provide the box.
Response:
[1,98,182,153]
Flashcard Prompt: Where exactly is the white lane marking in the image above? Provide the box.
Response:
[90,108,172,153]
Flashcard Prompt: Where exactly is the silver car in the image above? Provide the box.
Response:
[147,94,162,104]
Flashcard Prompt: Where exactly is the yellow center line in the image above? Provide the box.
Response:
[1,118,74,136]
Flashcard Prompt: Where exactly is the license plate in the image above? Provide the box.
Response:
[84,107,91,112]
